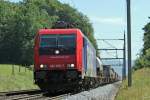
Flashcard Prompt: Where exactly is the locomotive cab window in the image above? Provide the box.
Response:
[58,35,76,48]
[39,34,76,55]
[40,35,57,47]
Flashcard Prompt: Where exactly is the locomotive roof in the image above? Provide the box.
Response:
[38,28,81,35]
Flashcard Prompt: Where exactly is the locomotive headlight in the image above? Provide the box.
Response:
[40,64,47,68]
[70,64,75,68]
[55,50,60,54]
[67,64,75,68]
[40,64,44,68]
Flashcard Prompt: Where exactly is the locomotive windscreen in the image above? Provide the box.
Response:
[40,35,57,47]
[39,34,76,55]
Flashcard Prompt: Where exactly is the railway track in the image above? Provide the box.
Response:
[0,89,71,100]
[0,82,120,100]
[0,89,42,96]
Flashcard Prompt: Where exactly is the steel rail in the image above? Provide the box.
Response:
[48,94,70,100]
[0,89,41,96]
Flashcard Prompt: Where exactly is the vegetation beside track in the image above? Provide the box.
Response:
[0,64,38,92]
[115,68,150,100]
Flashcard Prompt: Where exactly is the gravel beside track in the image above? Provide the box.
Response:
[63,81,121,100]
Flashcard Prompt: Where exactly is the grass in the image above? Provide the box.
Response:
[0,64,38,92]
[115,68,150,100]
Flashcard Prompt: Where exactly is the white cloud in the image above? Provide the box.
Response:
[89,16,126,26]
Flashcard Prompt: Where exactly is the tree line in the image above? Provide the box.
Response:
[0,0,98,65]
[134,18,150,70]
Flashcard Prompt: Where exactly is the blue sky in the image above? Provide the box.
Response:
[10,0,150,60]
[59,0,150,61]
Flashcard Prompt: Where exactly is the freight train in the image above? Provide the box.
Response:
[34,27,119,92]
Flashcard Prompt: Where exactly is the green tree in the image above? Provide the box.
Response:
[0,0,99,65]
[143,22,150,54]
[0,0,23,63]
[134,18,150,69]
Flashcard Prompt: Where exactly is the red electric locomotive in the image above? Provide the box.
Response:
[34,28,97,92]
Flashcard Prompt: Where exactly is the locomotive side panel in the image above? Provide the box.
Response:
[76,30,83,73]
[84,37,97,78]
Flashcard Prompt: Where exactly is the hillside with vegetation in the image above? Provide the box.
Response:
[0,0,98,65]
[116,68,150,100]
[134,18,150,70]
[116,18,150,100]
